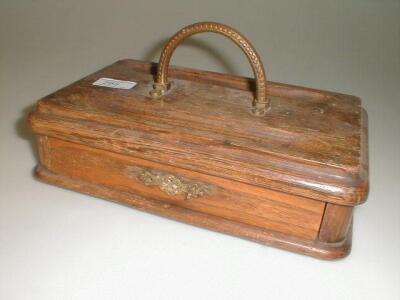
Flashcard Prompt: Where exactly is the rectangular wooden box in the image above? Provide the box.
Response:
[28,23,369,259]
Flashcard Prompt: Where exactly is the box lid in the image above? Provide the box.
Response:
[29,59,369,206]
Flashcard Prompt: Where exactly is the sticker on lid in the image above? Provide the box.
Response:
[92,77,137,89]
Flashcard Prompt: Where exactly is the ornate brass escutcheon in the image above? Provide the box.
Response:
[138,170,206,200]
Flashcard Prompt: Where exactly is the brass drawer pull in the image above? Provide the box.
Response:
[150,21,270,116]
[138,170,206,200]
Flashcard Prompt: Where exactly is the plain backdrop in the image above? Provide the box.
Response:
[1,1,399,299]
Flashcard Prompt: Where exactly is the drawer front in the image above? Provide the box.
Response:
[40,137,325,240]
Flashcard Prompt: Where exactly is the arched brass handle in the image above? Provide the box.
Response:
[150,22,270,115]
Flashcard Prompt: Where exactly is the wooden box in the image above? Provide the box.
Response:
[28,22,369,259]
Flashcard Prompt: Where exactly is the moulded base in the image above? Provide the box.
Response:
[35,165,352,260]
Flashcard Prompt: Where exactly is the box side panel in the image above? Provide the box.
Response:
[39,137,325,240]
[319,203,353,243]
[35,165,351,260]
[30,110,368,206]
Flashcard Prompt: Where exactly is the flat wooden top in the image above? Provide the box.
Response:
[34,59,369,205]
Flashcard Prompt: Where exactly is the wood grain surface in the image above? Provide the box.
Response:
[35,164,351,260]
[29,59,369,206]
[39,137,325,240]
[319,203,353,243]
[28,59,369,259]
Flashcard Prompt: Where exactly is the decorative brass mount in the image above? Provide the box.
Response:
[138,170,206,200]
[150,21,270,116]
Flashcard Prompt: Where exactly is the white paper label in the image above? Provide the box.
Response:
[92,77,137,89]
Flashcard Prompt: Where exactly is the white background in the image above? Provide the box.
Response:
[1,1,399,299]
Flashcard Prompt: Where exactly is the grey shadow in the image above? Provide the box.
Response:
[15,103,39,164]
[143,37,241,75]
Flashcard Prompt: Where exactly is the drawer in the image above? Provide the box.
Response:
[39,137,325,240]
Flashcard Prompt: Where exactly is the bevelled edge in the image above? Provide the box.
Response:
[34,165,352,260]
[28,105,368,207]
[27,59,369,207]
[324,108,369,206]
[113,60,369,207]
[348,108,369,205]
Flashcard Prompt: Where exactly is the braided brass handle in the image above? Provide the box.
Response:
[150,22,270,115]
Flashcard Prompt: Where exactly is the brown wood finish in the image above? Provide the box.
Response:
[28,57,368,259]
[29,59,369,206]
[40,137,325,240]
[319,204,353,243]
[35,165,351,260]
